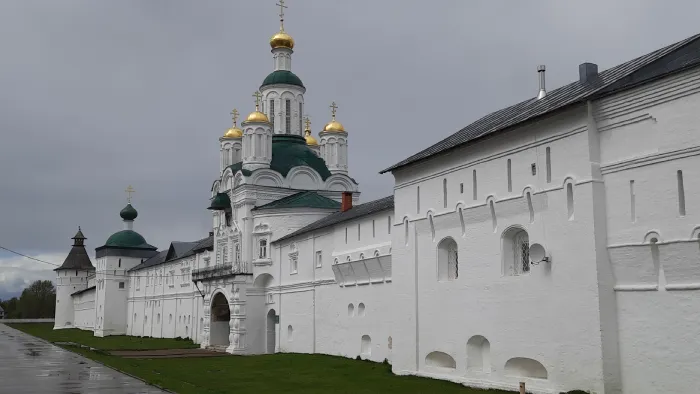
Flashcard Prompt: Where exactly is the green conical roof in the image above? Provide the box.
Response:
[120,203,138,221]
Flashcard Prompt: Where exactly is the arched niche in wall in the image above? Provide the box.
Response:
[466,335,491,373]
[504,357,548,379]
[287,166,322,190]
[425,351,456,369]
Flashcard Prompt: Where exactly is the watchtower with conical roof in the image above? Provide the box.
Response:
[93,187,158,337]
[54,227,95,330]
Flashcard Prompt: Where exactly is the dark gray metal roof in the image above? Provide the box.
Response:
[55,245,95,271]
[274,196,394,244]
[381,33,700,174]
[129,235,213,272]
[71,286,96,297]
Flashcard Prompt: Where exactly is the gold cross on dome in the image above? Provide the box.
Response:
[329,101,338,120]
[252,91,263,111]
[304,116,311,131]
[230,108,239,126]
[276,0,287,30]
[125,185,135,203]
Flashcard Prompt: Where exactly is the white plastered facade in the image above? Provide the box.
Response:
[53,27,700,394]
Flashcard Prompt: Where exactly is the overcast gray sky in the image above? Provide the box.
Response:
[1,0,699,299]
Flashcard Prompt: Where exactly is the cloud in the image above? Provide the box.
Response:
[0,252,60,299]
[0,0,699,282]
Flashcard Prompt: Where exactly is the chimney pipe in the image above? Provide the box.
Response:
[537,65,546,99]
[579,62,599,84]
[341,192,353,212]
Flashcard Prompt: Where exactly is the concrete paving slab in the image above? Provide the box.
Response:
[0,323,167,393]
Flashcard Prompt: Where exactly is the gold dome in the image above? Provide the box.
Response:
[323,120,345,133]
[223,109,243,138]
[322,101,346,133]
[270,30,295,50]
[245,111,269,123]
[224,126,243,138]
[305,129,318,146]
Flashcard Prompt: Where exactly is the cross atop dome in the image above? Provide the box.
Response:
[125,185,135,203]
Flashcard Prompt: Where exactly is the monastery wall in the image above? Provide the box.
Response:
[127,253,206,343]
[390,106,609,393]
[598,66,700,394]
[268,209,393,362]
[72,288,95,330]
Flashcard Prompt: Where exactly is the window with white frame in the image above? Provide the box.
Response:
[259,239,268,259]
[503,227,530,276]
[234,243,241,264]
[315,251,322,268]
[290,254,298,274]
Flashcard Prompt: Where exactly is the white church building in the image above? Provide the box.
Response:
[53,5,700,393]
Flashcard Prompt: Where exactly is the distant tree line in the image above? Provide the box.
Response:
[0,280,56,319]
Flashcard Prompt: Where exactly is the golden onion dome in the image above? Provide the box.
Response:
[305,129,318,146]
[270,30,295,50]
[323,120,346,133]
[245,110,269,123]
[224,126,243,138]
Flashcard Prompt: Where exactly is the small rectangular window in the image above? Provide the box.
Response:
[118,282,125,289]
[630,180,636,222]
[507,159,512,192]
[316,251,322,268]
[299,102,303,134]
[472,170,478,200]
[546,147,552,183]
[285,99,291,134]
[678,170,686,216]
[388,216,392,234]
[417,186,421,214]
[269,99,275,130]
[357,223,361,241]
[345,227,348,244]
[372,220,376,238]
[443,178,448,208]
[460,183,464,194]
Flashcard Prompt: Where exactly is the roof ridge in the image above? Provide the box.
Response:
[381,32,700,174]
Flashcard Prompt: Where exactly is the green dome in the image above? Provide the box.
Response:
[120,204,138,221]
[104,230,153,249]
[270,135,331,180]
[208,192,231,211]
[261,70,304,89]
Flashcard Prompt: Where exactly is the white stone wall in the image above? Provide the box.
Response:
[599,66,700,394]
[389,105,608,393]
[262,209,394,362]
[94,255,140,337]
[127,253,206,343]
[72,288,95,330]
[54,269,91,329]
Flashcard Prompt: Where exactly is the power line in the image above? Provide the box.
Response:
[0,244,206,279]
[0,245,59,267]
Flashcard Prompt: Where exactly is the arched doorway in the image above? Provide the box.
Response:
[266,309,276,354]
[210,292,231,348]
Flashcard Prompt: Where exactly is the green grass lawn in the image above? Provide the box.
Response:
[7,323,198,350]
[8,323,513,394]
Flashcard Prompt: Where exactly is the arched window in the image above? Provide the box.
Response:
[503,227,530,276]
[437,237,458,281]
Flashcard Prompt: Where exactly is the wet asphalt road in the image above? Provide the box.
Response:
[0,324,167,394]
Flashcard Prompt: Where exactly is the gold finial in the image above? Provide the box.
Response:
[276,0,287,31]
[230,108,239,127]
[125,185,135,203]
[253,91,263,111]
[329,101,338,120]
[304,116,311,132]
